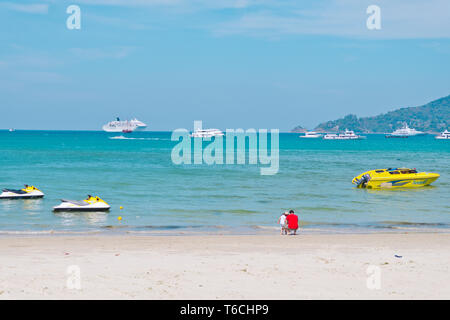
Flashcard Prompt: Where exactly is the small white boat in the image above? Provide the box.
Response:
[435,130,450,140]
[9,128,15,132]
[190,128,224,138]
[386,123,424,138]
[300,131,322,138]
[323,129,364,140]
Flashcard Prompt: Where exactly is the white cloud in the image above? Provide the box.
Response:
[74,0,268,9]
[212,0,450,39]
[75,0,181,6]
[0,2,49,14]
[63,0,450,39]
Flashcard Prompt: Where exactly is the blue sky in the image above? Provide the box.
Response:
[0,0,449,131]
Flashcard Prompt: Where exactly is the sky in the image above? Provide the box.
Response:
[0,0,449,131]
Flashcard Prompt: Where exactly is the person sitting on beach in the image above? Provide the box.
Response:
[286,210,299,235]
[278,212,289,235]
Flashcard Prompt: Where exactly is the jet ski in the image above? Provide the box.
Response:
[53,195,110,212]
[0,185,44,199]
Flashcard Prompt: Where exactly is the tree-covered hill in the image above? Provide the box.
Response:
[296,95,450,133]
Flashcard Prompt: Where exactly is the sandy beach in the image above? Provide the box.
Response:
[0,233,449,300]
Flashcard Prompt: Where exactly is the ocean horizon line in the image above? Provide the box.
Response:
[2,129,440,135]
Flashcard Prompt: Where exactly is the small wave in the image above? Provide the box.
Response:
[300,206,344,212]
[135,225,205,230]
[102,225,129,229]
[0,230,101,235]
[228,209,261,214]
[109,136,169,141]
[251,225,278,230]
[0,230,56,235]
[379,221,450,227]
[302,222,362,228]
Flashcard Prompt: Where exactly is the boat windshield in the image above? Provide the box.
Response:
[389,169,417,174]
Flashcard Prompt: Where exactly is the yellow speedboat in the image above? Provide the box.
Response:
[352,168,440,189]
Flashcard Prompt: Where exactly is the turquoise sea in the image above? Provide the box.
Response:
[0,130,449,235]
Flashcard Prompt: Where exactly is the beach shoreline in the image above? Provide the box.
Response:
[1,226,449,238]
[1,233,449,299]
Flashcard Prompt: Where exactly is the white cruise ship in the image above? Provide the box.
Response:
[436,130,450,140]
[102,118,147,132]
[300,131,322,138]
[386,124,424,138]
[323,129,364,140]
[190,128,224,138]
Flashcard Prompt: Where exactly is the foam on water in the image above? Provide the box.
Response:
[109,135,169,140]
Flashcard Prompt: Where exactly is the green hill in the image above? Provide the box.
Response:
[309,95,450,133]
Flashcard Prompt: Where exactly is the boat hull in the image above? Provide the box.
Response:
[103,126,146,133]
[364,177,439,189]
[53,207,110,212]
[52,203,110,212]
[0,191,44,199]
[0,194,44,199]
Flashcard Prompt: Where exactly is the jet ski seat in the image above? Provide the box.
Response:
[61,199,89,206]
[2,189,27,194]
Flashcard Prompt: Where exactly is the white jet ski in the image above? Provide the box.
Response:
[53,195,110,212]
[0,185,44,199]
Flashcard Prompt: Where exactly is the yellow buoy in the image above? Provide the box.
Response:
[117,216,122,221]
[119,206,123,209]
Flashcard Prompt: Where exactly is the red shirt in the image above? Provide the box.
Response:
[286,214,299,229]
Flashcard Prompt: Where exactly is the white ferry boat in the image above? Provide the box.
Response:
[102,118,147,133]
[435,130,450,140]
[323,129,364,140]
[386,124,424,138]
[300,131,322,138]
[190,128,224,138]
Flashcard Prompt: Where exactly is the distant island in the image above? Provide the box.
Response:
[291,125,308,133]
[292,94,449,133]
